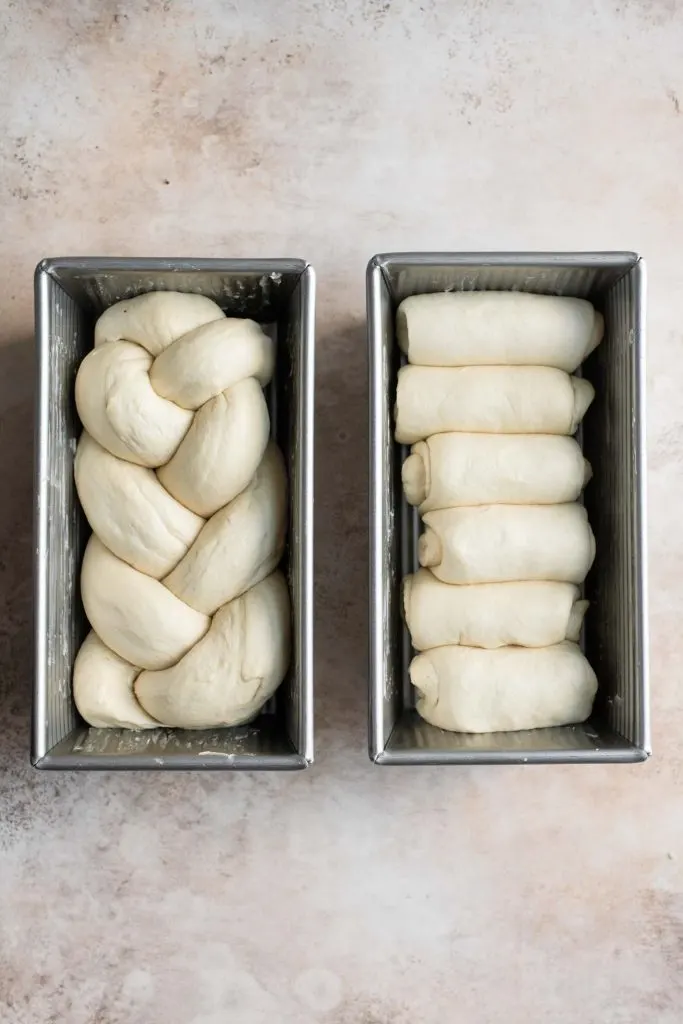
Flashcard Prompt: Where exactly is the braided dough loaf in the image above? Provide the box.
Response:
[73,291,289,730]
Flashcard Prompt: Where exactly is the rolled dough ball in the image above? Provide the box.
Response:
[157,378,270,517]
[402,433,591,511]
[80,534,210,670]
[411,641,598,733]
[403,570,588,650]
[419,503,595,585]
[135,572,291,728]
[163,443,287,614]
[73,630,158,730]
[75,340,192,466]
[150,317,275,410]
[397,291,603,372]
[95,291,225,356]
[395,365,594,444]
[75,431,204,578]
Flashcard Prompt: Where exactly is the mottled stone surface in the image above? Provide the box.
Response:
[1,1,682,1021]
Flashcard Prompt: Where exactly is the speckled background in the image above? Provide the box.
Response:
[1,1,682,1021]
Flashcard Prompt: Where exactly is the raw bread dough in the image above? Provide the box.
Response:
[163,443,288,615]
[396,289,601,735]
[150,317,274,409]
[395,365,594,444]
[403,570,588,650]
[75,431,204,578]
[73,630,158,730]
[77,317,272,469]
[134,572,291,728]
[157,378,270,517]
[397,291,603,372]
[410,641,598,733]
[80,535,210,670]
[411,643,598,733]
[75,340,193,467]
[402,433,591,511]
[419,503,595,584]
[95,290,225,356]
[75,291,290,730]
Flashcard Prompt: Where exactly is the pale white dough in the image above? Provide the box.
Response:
[135,572,291,728]
[157,378,270,517]
[395,365,594,444]
[397,291,603,372]
[419,503,596,585]
[80,535,210,670]
[150,317,275,410]
[163,443,287,614]
[74,291,291,730]
[95,291,225,356]
[74,431,204,578]
[403,570,588,650]
[73,630,158,730]
[410,641,598,733]
[402,433,591,511]
[75,340,192,466]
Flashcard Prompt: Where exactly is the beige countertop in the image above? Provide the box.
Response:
[1,1,682,1021]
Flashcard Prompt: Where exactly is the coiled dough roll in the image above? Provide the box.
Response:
[410,641,598,733]
[397,291,603,372]
[403,570,588,650]
[419,503,595,585]
[395,365,594,444]
[402,433,591,511]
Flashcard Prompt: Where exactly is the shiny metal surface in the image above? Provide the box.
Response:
[34,257,315,770]
[368,251,649,765]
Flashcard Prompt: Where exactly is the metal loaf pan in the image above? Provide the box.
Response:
[368,251,649,765]
[34,257,315,770]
